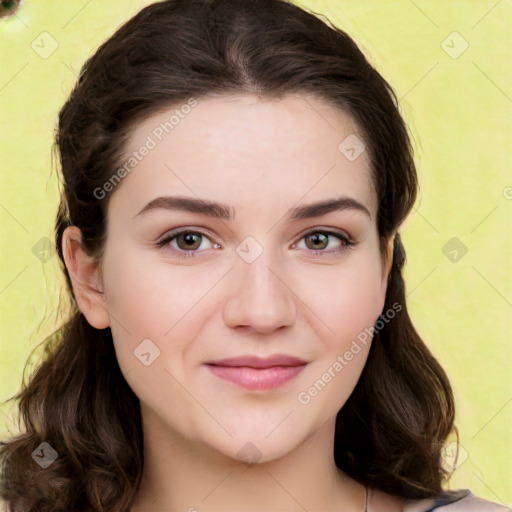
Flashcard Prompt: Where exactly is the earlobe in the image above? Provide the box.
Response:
[62,226,110,329]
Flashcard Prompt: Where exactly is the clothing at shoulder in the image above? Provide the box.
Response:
[403,489,511,512]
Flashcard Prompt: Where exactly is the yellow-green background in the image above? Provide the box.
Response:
[1,0,510,505]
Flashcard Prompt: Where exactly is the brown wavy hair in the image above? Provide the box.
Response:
[0,0,459,510]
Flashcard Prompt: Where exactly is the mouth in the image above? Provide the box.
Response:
[204,354,308,390]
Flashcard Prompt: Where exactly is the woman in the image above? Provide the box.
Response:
[0,0,508,511]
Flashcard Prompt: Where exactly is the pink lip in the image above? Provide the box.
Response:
[205,354,307,390]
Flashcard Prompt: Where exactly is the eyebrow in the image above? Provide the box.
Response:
[134,195,371,221]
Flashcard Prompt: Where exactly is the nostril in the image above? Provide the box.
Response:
[0,0,21,19]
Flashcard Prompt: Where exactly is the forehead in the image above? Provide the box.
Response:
[110,93,376,219]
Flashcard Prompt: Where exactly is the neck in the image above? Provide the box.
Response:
[132,404,365,512]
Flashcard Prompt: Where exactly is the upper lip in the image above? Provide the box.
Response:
[206,354,308,369]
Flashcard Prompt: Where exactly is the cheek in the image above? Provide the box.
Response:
[102,240,197,330]
[300,253,385,341]
[100,244,171,368]
[101,243,216,372]
[295,259,382,412]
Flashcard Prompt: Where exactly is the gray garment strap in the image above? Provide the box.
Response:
[403,489,470,512]
[422,489,471,511]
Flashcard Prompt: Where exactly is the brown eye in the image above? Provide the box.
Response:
[305,232,330,250]
[175,232,203,251]
[295,230,355,256]
[156,229,219,258]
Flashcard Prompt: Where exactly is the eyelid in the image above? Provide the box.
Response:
[291,228,355,254]
[157,224,218,240]
[155,226,356,258]
[156,227,219,255]
[294,226,353,244]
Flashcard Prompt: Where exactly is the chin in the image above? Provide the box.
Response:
[206,426,306,465]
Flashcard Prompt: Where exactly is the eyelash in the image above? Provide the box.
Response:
[155,228,356,259]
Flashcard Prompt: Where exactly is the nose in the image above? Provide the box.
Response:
[222,249,297,335]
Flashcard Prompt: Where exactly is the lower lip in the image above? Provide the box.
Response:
[205,364,306,390]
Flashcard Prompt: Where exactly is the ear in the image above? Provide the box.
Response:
[377,233,396,311]
[382,234,395,284]
[61,226,110,329]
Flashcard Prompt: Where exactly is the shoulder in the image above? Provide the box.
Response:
[433,490,511,512]
[403,489,511,512]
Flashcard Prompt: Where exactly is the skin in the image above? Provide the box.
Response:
[63,93,403,511]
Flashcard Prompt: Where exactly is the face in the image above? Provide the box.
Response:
[83,93,392,462]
